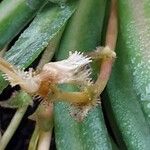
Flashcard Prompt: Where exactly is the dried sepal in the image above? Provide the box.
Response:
[96,46,116,59]
[4,67,40,94]
[69,97,100,121]
[89,46,116,60]
[0,57,40,93]
[41,51,93,85]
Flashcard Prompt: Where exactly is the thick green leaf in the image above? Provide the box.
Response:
[0,0,47,48]
[104,0,150,148]
[117,0,150,126]
[105,36,150,149]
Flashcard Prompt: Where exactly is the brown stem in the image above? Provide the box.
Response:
[94,0,118,96]
[105,0,118,50]
[54,90,90,105]
[0,107,27,150]
[94,58,114,97]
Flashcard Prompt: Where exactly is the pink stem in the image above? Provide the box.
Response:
[94,0,118,96]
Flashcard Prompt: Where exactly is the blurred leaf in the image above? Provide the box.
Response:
[0,0,47,48]
[0,91,32,108]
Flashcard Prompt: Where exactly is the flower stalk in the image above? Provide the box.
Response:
[93,0,118,96]
[28,102,54,150]
[0,106,28,150]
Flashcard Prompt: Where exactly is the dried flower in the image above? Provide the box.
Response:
[39,51,92,85]
[0,51,92,96]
